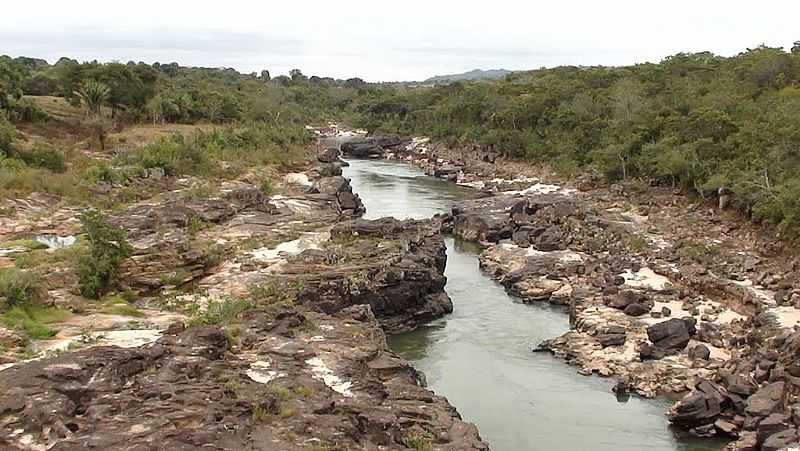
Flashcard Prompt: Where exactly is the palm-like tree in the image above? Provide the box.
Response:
[76,80,110,116]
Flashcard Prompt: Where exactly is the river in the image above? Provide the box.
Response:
[342,157,724,451]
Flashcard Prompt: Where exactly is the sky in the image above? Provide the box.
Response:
[3,0,799,82]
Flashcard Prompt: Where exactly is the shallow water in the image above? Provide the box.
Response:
[342,157,725,451]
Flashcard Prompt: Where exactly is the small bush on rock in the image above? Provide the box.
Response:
[77,210,133,299]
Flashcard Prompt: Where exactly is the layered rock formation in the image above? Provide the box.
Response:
[0,144,488,450]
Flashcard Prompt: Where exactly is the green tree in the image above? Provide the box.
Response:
[77,210,133,299]
[76,80,111,116]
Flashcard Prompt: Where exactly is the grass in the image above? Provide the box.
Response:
[13,240,86,270]
[186,217,210,238]
[188,296,254,326]
[249,282,297,307]
[0,239,48,251]
[159,269,190,287]
[102,303,145,318]
[251,404,271,424]
[1,305,70,340]
[293,385,313,398]
[402,432,433,451]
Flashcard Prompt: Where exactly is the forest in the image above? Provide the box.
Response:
[3,44,800,236]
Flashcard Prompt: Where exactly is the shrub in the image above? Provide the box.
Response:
[0,268,44,310]
[77,210,133,299]
[259,178,273,195]
[189,296,254,326]
[12,144,67,172]
[0,115,15,157]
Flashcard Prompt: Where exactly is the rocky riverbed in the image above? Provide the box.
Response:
[341,133,800,450]
[0,144,488,450]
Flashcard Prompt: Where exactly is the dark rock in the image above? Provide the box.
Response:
[661,306,672,317]
[640,343,666,360]
[623,303,650,317]
[317,147,340,163]
[690,423,717,438]
[762,428,798,451]
[683,317,698,336]
[609,290,643,309]
[745,382,785,417]
[757,413,791,444]
[596,333,626,347]
[688,344,711,360]
[647,318,691,351]
[669,379,726,427]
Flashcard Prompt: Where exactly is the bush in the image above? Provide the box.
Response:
[0,115,15,157]
[77,210,133,299]
[189,296,254,326]
[12,144,67,172]
[0,268,44,310]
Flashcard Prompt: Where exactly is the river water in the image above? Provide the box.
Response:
[342,157,724,451]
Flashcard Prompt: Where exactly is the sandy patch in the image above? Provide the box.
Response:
[620,267,672,291]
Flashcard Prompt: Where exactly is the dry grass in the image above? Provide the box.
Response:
[108,123,215,149]
[24,96,88,122]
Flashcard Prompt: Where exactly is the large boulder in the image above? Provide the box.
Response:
[762,428,799,451]
[669,379,727,427]
[745,382,785,418]
[647,318,691,351]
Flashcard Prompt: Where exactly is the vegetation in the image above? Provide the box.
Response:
[0,268,44,309]
[77,210,133,299]
[352,45,800,237]
[188,296,254,326]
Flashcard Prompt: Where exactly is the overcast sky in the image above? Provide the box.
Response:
[3,0,799,81]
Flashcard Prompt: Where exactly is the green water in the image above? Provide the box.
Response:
[343,157,726,451]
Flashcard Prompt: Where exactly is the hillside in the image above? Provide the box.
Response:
[423,68,513,84]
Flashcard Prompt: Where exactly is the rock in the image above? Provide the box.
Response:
[688,344,711,360]
[624,303,650,317]
[731,431,758,451]
[757,413,791,444]
[640,342,666,360]
[596,332,626,347]
[762,428,798,451]
[647,318,690,351]
[0,326,22,348]
[661,306,672,317]
[609,290,643,309]
[683,317,697,336]
[669,379,726,427]
[714,418,738,436]
[317,147,340,163]
[690,423,717,438]
[745,382,785,417]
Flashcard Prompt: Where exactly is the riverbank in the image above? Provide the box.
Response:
[0,133,489,450]
[340,132,800,450]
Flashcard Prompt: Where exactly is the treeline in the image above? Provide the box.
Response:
[353,44,800,236]
[0,55,370,126]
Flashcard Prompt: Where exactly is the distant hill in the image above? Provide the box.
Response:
[423,69,513,84]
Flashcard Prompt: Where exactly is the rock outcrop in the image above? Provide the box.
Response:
[0,304,487,450]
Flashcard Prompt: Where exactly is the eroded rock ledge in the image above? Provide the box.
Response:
[0,144,488,450]
[0,304,486,450]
